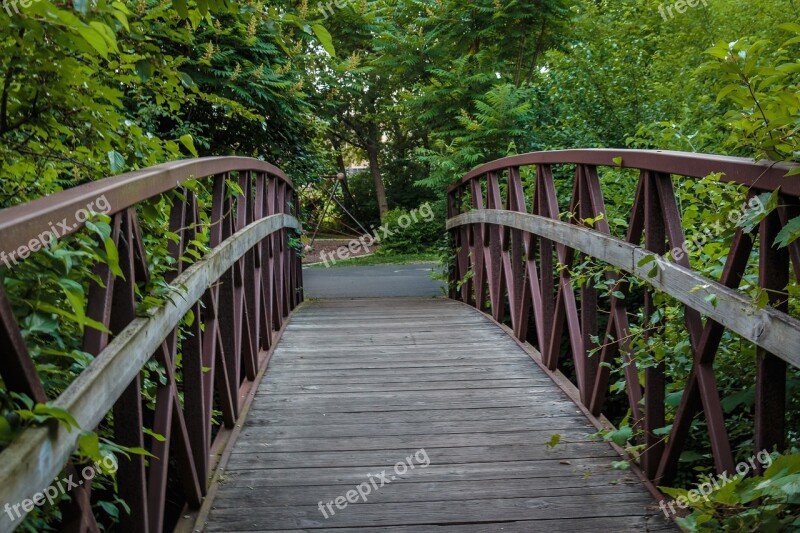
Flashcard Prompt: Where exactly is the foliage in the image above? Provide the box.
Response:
[376,206,442,255]
[662,452,800,532]
[307,251,440,268]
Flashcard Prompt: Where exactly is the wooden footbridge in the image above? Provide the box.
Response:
[0,150,798,532]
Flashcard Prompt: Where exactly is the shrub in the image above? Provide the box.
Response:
[377,204,443,254]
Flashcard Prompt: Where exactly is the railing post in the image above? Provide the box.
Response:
[755,207,789,462]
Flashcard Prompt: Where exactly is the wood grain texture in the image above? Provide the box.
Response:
[201,298,674,532]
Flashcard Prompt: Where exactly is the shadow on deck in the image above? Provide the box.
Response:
[198,298,672,532]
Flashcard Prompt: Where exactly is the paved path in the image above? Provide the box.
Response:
[303,264,445,299]
[202,298,672,532]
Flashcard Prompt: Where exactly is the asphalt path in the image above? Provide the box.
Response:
[302,264,446,299]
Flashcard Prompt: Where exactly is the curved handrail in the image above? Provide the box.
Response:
[452,149,800,194]
[0,157,293,256]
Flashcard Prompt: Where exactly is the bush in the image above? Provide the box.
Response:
[377,204,443,254]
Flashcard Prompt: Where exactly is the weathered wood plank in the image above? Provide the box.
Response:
[259,378,555,393]
[231,428,604,453]
[205,498,663,530]
[211,478,651,508]
[220,456,637,484]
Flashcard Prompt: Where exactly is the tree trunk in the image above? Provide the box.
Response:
[332,138,358,211]
[366,141,389,218]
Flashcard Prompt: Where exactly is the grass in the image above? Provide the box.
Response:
[306,252,441,268]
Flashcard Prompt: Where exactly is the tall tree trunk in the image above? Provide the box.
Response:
[366,140,389,218]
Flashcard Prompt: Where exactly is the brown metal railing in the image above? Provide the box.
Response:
[447,149,800,491]
[0,157,303,532]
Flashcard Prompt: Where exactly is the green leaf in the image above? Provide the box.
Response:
[774,216,800,248]
[606,425,632,446]
[653,424,673,436]
[612,157,623,167]
[0,416,13,444]
[108,150,126,174]
[179,72,197,89]
[123,446,156,458]
[103,237,124,279]
[637,254,656,267]
[57,279,87,333]
[78,431,102,462]
[143,428,167,442]
[704,293,718,308]
[97,500,120,519]
[179,134,199,157]
[36,302,111,334]
[172,0,189,18]
[666,390,683,408]
[77,26,109,58]
[778,22,800,33]
[547,433,562,448]
[135,61,155,82]
[312,24,336,57]
[73,0,90,14]
[33,404,79,429]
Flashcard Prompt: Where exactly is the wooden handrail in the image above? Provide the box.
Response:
[447,209,800,367]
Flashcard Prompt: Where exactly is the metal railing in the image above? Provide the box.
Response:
[446,149,800,491]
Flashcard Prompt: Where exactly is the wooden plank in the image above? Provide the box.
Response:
[230,428,607,453]
[220,456,640,485]
[205,498,664,530]
[243,417,593,440]
[202,298,673,532]
[211,478,651,508]
[242,411,592,429]
[224,515,674,532]
[262,360,542,371]
[259,378,554,393]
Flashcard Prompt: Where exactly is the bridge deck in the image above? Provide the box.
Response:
[202,298,671,532]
